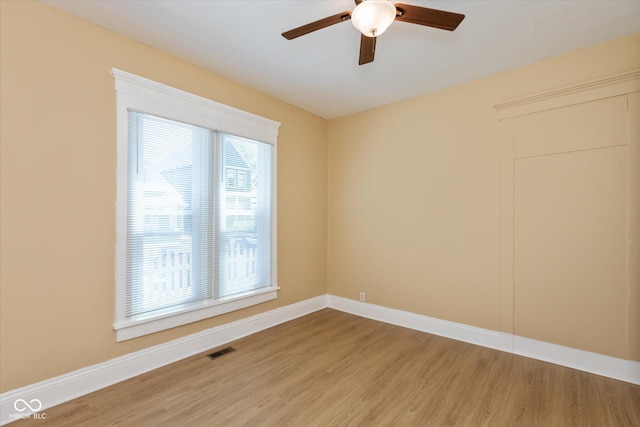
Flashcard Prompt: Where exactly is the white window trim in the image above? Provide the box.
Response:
[113,69,280,342]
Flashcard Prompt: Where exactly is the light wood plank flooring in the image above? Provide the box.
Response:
[10,309,640,426]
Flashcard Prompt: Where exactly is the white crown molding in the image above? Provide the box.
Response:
[3,294,638,425]
[495,69,640,119]
[0,295,327,425]
[327,295,640,386]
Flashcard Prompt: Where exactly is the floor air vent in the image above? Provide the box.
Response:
[208,347,237,360]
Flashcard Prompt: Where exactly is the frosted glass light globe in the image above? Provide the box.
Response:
[351,0,397,37]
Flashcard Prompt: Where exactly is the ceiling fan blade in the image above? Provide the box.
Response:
[394,4,465,31]
[359,34,376,65]
[282,12,351,40]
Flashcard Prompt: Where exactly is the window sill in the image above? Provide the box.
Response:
[114,286,279,341]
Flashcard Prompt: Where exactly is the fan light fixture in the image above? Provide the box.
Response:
[351,0,397,37]
[282,0,465,65]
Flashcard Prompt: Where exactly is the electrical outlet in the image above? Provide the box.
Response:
[359,292,365,302]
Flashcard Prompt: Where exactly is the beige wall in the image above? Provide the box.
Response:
[0,1,327,392]
[328,33,640,360]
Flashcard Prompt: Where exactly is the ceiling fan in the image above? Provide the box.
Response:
[282,0,465,65]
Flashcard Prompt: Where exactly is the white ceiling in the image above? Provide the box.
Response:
[44,0,640,119]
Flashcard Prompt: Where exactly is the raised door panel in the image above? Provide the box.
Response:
[513,96,627,157]
[513,144,628,358]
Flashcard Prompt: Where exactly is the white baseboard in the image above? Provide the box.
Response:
[0,295,327,425]
[327,295,511,351]
[327,295,640,386]
[511,335,640,385]
[3,293,638,425]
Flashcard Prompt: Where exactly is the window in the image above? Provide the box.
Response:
[113,70,279,341]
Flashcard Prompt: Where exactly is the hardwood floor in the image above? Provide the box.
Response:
[11,309,640,426]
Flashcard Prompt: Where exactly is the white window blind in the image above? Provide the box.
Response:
[126,112,272,320]
[113,69,279,341]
